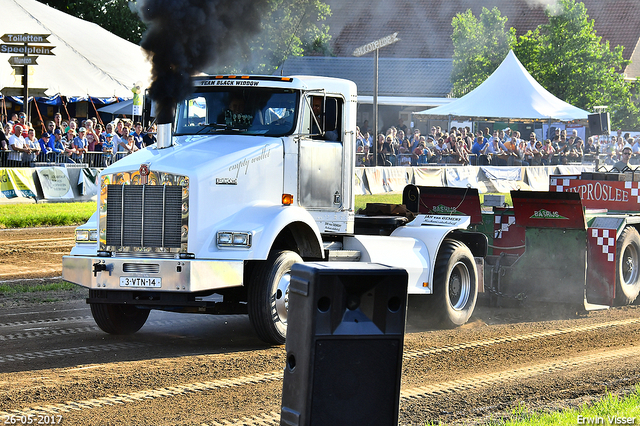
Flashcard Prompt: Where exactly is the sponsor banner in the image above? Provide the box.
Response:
[382,167,411,192]
[555,164,592,176]
[79,168,99,196]
[0,168,37,198]
[413,167,445,187]
[525,166,552,191]
[363,167,385,194]
[445,166,490,192]
[353,168,368,195]
[36,167,74,199]
[480,166,530,193]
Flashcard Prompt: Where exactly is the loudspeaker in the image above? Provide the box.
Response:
[588,112,610,135]
[280,263,408,426]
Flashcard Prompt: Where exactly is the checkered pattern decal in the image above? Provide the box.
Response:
[550,177,571,192]
[494,215,516,239]
[625,181,640,203]
[591,228,615,262]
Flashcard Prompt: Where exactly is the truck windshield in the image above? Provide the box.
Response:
[175,88,298,137]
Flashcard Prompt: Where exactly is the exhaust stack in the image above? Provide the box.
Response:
[155,101,175,149]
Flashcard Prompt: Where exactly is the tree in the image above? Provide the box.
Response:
[514,0,640,129]
[450,7,515,97]
[216,0,333,74]
[450,0,640,128]
[37,0,146,43]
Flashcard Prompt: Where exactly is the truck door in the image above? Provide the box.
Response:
[298,94,344,210]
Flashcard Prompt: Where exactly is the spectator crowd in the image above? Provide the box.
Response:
[0,112,157,167]
[355,123,639,168]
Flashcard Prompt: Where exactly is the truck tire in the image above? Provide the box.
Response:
[432,239,478,328]
[248,250,302,345]
[615,227,640,305]
[90,303,150,335]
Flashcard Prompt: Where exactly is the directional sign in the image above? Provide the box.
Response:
[1,34,50,44]
[0,44,55,55]
[353,32,400,57]
[8,56,38,66]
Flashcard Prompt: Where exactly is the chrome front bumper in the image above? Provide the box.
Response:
[62,255,244,292]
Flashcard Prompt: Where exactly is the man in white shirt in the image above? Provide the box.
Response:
[8,124,26,164]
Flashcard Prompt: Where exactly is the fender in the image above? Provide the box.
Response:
[391,214,475,288]
[201,203,324,261]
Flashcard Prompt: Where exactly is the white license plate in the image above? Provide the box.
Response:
[119,277,162,288]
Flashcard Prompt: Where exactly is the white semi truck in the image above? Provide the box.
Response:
[62,75,487,344]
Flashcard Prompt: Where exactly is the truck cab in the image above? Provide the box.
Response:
[63,75,486,344]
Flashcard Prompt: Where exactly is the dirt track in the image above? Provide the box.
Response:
[0,226,75,281]
[1,227,639,425]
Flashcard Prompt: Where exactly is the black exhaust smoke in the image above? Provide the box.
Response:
[138,0,269,124]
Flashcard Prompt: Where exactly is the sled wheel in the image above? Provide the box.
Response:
[90,303,150,335]
[248,250,302,345]
[432,239,478,328]
[615,227,640,305]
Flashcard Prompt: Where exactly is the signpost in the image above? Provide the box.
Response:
[1,33,54,120]
[353,33,400,166]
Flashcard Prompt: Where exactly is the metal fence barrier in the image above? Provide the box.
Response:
[0,150,129,168]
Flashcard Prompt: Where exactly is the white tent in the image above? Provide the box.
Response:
[1,0,151,98]
[413,50,590,123]
[97,99,134,115]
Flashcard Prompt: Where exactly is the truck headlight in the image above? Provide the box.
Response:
[76,229,98,243]
[217,231,252,248]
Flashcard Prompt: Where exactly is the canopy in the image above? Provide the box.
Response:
[0,0,151,98]
[413,50,590,122]
[97,99,134,115]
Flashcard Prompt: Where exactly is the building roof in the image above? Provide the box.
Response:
[277,56,453,98]
[323,0,640,78]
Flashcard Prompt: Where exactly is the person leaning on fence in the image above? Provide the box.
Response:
[38,131,52,161]
[0,123,10,151]
[72,127,88,162]
[102,133,115,166]
[8,124,27,166]
[471,131,490,165]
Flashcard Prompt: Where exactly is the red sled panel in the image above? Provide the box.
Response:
[511,191,586,230]
[586,227,617,306]
[492,208,525,256]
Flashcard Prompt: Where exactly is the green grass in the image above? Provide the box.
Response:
[488,386,640,425]
[425,386,640,425]
[0,281,77,294]
[0,202,96,228]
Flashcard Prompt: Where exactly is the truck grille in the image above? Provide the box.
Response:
[106,185,182,248]
[99,169,189,253]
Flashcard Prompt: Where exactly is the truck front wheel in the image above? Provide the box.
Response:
[90,303,150,334]
[615,227,640,305]
[432,239,478,328]
[248,250,302,345]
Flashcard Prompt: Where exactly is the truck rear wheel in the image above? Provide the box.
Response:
[432,239,478,328]
[248,250,302,345]
[90,303,150,335]
[615,227,640,305]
